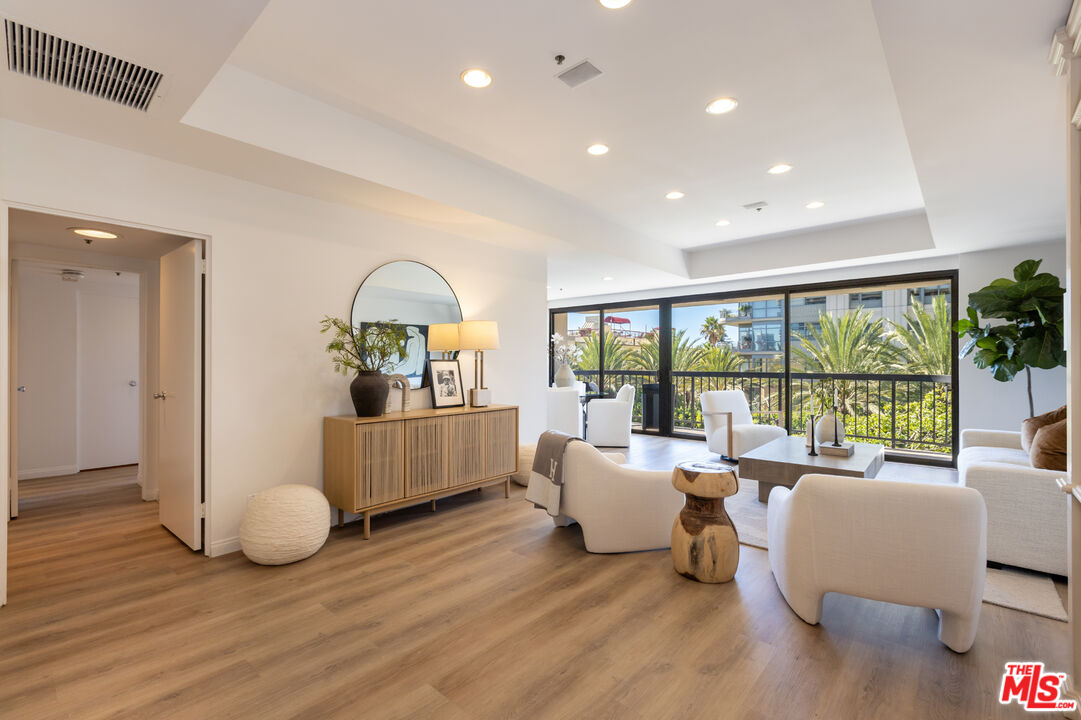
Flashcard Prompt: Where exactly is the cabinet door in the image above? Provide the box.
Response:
[447,413,485,486]
[357,421,404,506]
[405,417,447,496]
[485,409,518,477]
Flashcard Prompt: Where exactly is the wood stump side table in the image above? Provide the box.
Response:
[670,461,739,583]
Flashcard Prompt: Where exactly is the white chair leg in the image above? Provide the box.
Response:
[936,609,979,653]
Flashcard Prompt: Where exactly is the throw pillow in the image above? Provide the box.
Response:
[1030,418,1067,472]
[1021,405,1067,452]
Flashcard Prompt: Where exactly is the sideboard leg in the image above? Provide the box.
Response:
[504,477,510,498]
[363,512,371,540]
[430,499,437,512]
[337,508,344,528]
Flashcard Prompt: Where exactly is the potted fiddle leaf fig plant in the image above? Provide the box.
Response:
[320,316,408,417]
[954,259,1065,417]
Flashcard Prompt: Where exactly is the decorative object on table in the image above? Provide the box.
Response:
[239,484,330,565]
[814,407,846,445]
[351,261,464,388]
[818,441,854,457]
[383,373,412,413]
[954,258,1065,417]
[549,332,581,387]
[320,315,408,417]
[460,320,500,407]
[766,473,986,652]
[427,358,465,408]
[428,322,460,360]
[806,414,818,456]
[700,389,787,460]
[670,461,740,583]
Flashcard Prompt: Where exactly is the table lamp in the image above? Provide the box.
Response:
[427,323,459,360]
[459,320,500,407]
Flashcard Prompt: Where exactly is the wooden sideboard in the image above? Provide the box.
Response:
[324,404,519,538]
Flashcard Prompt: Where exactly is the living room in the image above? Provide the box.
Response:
[0,0,1078,718]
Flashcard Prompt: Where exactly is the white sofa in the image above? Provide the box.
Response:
[587,384,635,447]
[958,429,1068,576]
[546,386,583,437]
[767,474,987,653]
[526,441,684,553]
[701,389,787,460]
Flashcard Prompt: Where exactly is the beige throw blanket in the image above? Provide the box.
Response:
[524,430,579,517]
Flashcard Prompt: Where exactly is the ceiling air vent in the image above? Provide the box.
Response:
[3,19,163,111]
[557,60,602,88]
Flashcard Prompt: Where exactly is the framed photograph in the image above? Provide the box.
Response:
[428,359,465,408]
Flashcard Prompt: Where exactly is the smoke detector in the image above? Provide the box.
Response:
[60,269,85,282]
[742,201,768,213]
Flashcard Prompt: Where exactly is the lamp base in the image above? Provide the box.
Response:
[470,388,491,407]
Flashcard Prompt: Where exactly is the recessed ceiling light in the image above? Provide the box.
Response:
[715,219,731,227]
[665,190,685,200]
[767,164,793,175]
[71,228,118,239]
[705,97,739,115]
[598,0,633,8]
[460,69,492,88]
[603,276,615,281]
[805,201,825,209]
[587,143,609,156]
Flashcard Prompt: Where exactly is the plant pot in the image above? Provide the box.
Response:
[350,371,389,417]
[554,363,576,388]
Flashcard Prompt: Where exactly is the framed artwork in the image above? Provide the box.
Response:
[428,359,465,408]
[361,322,429,388]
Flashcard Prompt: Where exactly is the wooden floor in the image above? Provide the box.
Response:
[1,444,1068,720]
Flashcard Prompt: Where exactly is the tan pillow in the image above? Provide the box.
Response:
[1022,405,1067,452]
[1030,418,1067,472]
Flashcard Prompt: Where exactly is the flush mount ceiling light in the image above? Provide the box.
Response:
[598,0,633,8]
[60,269,85,282]
[71,228,119,239]
[715,219,731,227]
[705,97,739,115]
[587,143,609,156]
[767,164,793,175]
[665,190,685,200]
[460,69,492,88]
[805,201,825,209]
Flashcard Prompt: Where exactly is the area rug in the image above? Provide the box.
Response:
[726,477,1067,622]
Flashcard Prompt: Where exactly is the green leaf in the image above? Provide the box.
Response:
[1013,259,1041,282]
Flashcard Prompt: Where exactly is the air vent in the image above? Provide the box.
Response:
[557,60,602,88]
[4,19,163,111]
[742,201,768,213]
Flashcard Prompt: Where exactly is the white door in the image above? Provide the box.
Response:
[78,289,140,470]
[157,240,202,550]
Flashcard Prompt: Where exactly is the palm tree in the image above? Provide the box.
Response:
[889,295,951,376]
[628,329,706,371]
[700,316,727,347]
[792,309,898,415]
[698,344,744,372]
[574,330,632,373]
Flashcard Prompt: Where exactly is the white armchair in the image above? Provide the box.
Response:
[701,389,786,460]
[767,474,986,653]
[546,386,583,437]
[587,384,635,447]
[527,441,684,553]
[959,428,1068,575]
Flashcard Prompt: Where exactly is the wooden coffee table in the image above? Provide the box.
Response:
[739,436,885,502]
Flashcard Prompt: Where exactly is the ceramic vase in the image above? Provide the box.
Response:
[814,410,846,444]
[350,371,389,417]
[554,363,576,388]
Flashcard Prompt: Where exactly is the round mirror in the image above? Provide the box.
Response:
[351,261,462,388]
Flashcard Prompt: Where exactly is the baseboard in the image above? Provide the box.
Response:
[17,465,79,481]
[209,536,241,557]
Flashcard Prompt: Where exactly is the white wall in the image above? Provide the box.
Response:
[77,279,140,470]
[15,265,78,478]
[958,240,1067,430]
[0,120,548,557]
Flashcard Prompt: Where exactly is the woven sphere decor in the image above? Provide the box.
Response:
[240,484,330,565]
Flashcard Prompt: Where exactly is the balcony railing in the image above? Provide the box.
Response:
[573,369,953,457]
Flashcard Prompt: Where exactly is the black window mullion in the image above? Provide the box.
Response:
[659,302,673,435]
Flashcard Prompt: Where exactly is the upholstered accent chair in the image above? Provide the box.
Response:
[701,389,786,460]
[587,384,635,447]
[767,474,987,653]
[526,441,684,553]
[958,429,1068,575]
[546,386,583,437]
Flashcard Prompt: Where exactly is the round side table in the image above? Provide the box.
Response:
[670,460,739,583]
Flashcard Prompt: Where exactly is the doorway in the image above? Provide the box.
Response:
[4,207,208,604]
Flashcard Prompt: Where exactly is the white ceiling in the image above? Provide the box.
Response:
[0,0,1071,301]
[8,208,191,260]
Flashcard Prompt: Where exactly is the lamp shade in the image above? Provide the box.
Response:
[427,323,460,352]
[459,320,500,350]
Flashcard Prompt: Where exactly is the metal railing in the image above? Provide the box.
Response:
[573,369,953,457]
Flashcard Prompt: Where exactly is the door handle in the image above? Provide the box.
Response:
[153,391,168,400]
[129,380,138,387]
[17,386,26,392]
